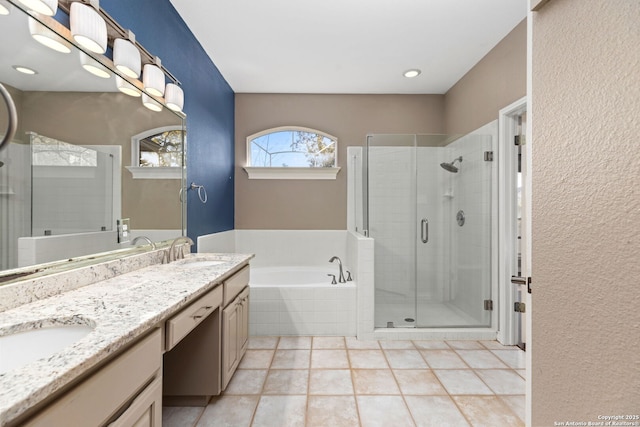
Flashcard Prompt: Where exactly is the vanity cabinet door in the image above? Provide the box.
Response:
[222,298,240,389]
[238,287,250,357]
[107,376,162,427]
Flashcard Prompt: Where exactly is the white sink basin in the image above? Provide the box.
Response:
[0,324,94,374]
[174,259,226,269]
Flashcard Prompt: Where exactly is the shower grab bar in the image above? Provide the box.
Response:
[421,219,429,243]
[0,83,18,153]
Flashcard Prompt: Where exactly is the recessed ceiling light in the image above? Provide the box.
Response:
[403,69,421,78]
[13,65,38,75]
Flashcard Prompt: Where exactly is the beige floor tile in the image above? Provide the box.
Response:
[352,369,400,395]
[456,350,508,369]
[238,350,274,369]
[379,340,415,349]
[311,349,350,369]
[384,349,428,369]
[453,395,524,427]
[393,369,447,395]
[356,395,415,427]
[420,350,468,369]
[262,369,309,395]
[405,395,470,427]
[196,395,259,427]
[492,349,526,369]
[313,336,346,349]
[248,336,279,349]
[475,369,526,395]
[345,337,380,349]
[163,406,203,427]
[307,396,360,427]
[412,340,450,350]
[480,340,519,350]
[277,336,312,349]
[348,349,389,369]
[252,395,307,427]
[271,349,311,369]
[446,340,484,350]
[309,369,354,395]
[500,395,526,423]
[434,370,494,395]
[223,369,268,394]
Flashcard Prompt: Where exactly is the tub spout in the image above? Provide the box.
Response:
[329,256,346,283]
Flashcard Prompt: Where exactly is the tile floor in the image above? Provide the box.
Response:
[163,336,525,427]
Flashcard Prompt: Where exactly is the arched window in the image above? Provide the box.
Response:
[126,125,185,179]
[244,126,340,180]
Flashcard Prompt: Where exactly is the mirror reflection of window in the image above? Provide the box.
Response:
[139,129,184,168]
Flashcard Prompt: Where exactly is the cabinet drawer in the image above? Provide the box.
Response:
[166,285,223,350]
[224,265,250,306]
[25,329,162,427]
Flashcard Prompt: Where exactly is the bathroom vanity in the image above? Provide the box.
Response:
[0,251,252,426]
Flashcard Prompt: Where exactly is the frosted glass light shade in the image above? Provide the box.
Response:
[142,93,163,112]
[70,1,107,54]
[0,0,12,15]
[17,0,57,16]
[164,83,184,112]
[116,76,141,97]
[80,51,110,79]
[29,17,71,53]
[143,64,165,97]
[113,38,141,78]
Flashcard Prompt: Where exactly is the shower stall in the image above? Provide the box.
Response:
[363,130,495,330]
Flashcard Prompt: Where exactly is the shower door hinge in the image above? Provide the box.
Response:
[514,302,526,313]
[514,135,526,146]
[484,151,494,161]
[484,299,494,311]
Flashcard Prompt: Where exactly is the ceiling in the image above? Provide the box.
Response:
[169,0,527,94]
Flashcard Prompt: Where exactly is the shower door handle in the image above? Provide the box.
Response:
[421,219,429,243]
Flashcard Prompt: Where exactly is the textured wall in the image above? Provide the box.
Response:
[532,0,640,424]
[103,0,236,245]
[444,19,526,135]
[235,94,444,229]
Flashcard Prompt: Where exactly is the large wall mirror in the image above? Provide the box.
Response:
[0,2,186,284]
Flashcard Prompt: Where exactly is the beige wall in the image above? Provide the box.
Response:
[235,94,444,229]
[444,19,527,135]
[20,91,183,230]
[531,0,640,424]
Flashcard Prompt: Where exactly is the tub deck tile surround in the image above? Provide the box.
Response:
[0,252,253,426]
[164,336,525,427]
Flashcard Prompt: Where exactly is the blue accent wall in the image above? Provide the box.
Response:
[102,0,235,247]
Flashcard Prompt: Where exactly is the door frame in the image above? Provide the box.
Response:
[497,96,527,346]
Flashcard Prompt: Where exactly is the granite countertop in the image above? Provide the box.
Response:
[0,252,253,426]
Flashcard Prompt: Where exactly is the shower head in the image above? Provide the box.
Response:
[440,156,463,173]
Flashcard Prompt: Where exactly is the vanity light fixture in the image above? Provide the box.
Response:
[79,51,110,78]
[0,0,12,15]
[115,75,141,97]
[142,93,163,112]
[403,69,421,78]
[70,0,107,54]
[16,0,57,16]
[164,83,184,112]
[29,16,71,53]
[113,31,141,78]
[143,57,165,97]
[12,65,38,75]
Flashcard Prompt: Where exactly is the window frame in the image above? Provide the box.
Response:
[126,125,184,180]
[244,126,341,180]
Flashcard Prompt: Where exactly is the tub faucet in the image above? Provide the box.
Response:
[329,256,346,283]
[167,236,194,263]
[131,235,156,250]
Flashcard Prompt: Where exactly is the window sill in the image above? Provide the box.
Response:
[126,166,182,180]
[243,167,341,180]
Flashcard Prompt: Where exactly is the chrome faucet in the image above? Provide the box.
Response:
[131,235,156,250]
[167,236,194,263]
[329,256,346,283]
